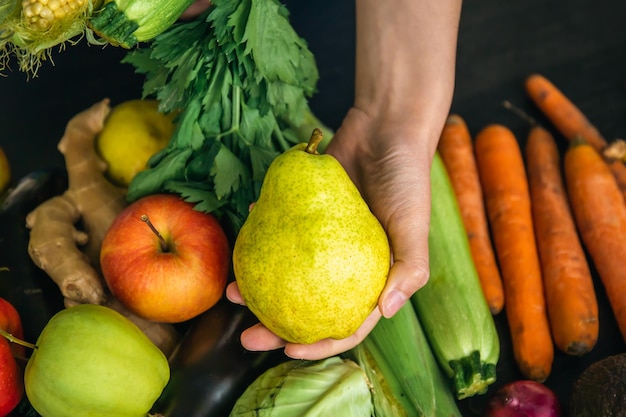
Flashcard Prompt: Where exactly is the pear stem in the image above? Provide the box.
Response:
[141,214,169,252]
[0,328,38,350]
[304,128,324,154]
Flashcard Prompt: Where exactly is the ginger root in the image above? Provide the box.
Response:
[26,194,105,305]
[603,138,626,162]
[26,99,181,356]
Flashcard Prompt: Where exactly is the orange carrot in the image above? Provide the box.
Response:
[525,124,599,356]
[564,138,626,344]
[525,73,626,199]
[475,124,553,382]
[437,114,504,314]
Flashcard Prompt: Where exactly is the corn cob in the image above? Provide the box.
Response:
[349,302,463,417]
[0,0,98,74]
[410,152,500,399]
[21,0,89,31]
[1,0,194,74]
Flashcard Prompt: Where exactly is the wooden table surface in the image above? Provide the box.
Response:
[2,1,626,415]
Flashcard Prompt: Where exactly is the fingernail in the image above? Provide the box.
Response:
[382,290,408,318]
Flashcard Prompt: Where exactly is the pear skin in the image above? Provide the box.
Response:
[233,129,390,344]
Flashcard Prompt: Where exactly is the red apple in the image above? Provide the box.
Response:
[0,297,24,417]
[0,338,22,417]
[100,194,230,323]
[0,298,25,358]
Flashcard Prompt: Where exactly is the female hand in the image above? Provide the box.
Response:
[225,108,438,360]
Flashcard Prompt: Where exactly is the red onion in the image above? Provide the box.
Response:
[482,380,562,417]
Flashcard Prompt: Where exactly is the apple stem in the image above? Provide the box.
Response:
[304,128,324,154]
[141,214,169,252]
[0,328,38,350]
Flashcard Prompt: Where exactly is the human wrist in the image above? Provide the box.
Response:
[353,0,462,155]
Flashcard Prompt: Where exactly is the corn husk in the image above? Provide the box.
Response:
[350,302,463,417]
[0,0,100,75]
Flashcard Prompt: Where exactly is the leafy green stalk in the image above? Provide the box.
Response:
[124,0,322,234]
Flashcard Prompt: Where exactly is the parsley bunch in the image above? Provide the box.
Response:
[124,0,326,234]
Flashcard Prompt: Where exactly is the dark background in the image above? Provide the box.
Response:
[2,0,626,415]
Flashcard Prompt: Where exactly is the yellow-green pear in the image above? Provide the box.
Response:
[233,128,390,344]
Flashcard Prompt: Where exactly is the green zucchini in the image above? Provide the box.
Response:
[410,152,500,399]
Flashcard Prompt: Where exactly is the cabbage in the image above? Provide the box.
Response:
[229,357,373,417]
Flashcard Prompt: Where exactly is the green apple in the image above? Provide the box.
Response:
[100,193,230,323]
[25,304,169,417]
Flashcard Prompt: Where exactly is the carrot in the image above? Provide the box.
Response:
[564,138,626,344]
[437,114,504,315]
[525,124,599,356]
[474,124,553,382]
[524,73,626,199]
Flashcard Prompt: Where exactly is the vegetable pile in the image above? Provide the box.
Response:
[438,73,626,414]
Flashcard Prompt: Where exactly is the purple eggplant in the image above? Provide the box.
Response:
[152,297,287,417]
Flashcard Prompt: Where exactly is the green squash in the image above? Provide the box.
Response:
[25,304,170,417]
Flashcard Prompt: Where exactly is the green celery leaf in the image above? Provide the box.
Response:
[201,53,230,121]
[185,139,222,182]
[240,100,275,148]
[158,47,203,111]
[267,80,310,126]
[230,185,258,221]
[122,49,165,97]
[171,98,204,149]
[249,145,279,182]
[126,148,193,201]
[244,1,299,84]
[166,180,229,214]
[210,144,249,199]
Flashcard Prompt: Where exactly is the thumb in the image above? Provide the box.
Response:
[378,198,431,318]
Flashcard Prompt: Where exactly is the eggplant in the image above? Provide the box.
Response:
[0,169,68,417]
[0,168,68,342]
[153,297,288,417]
